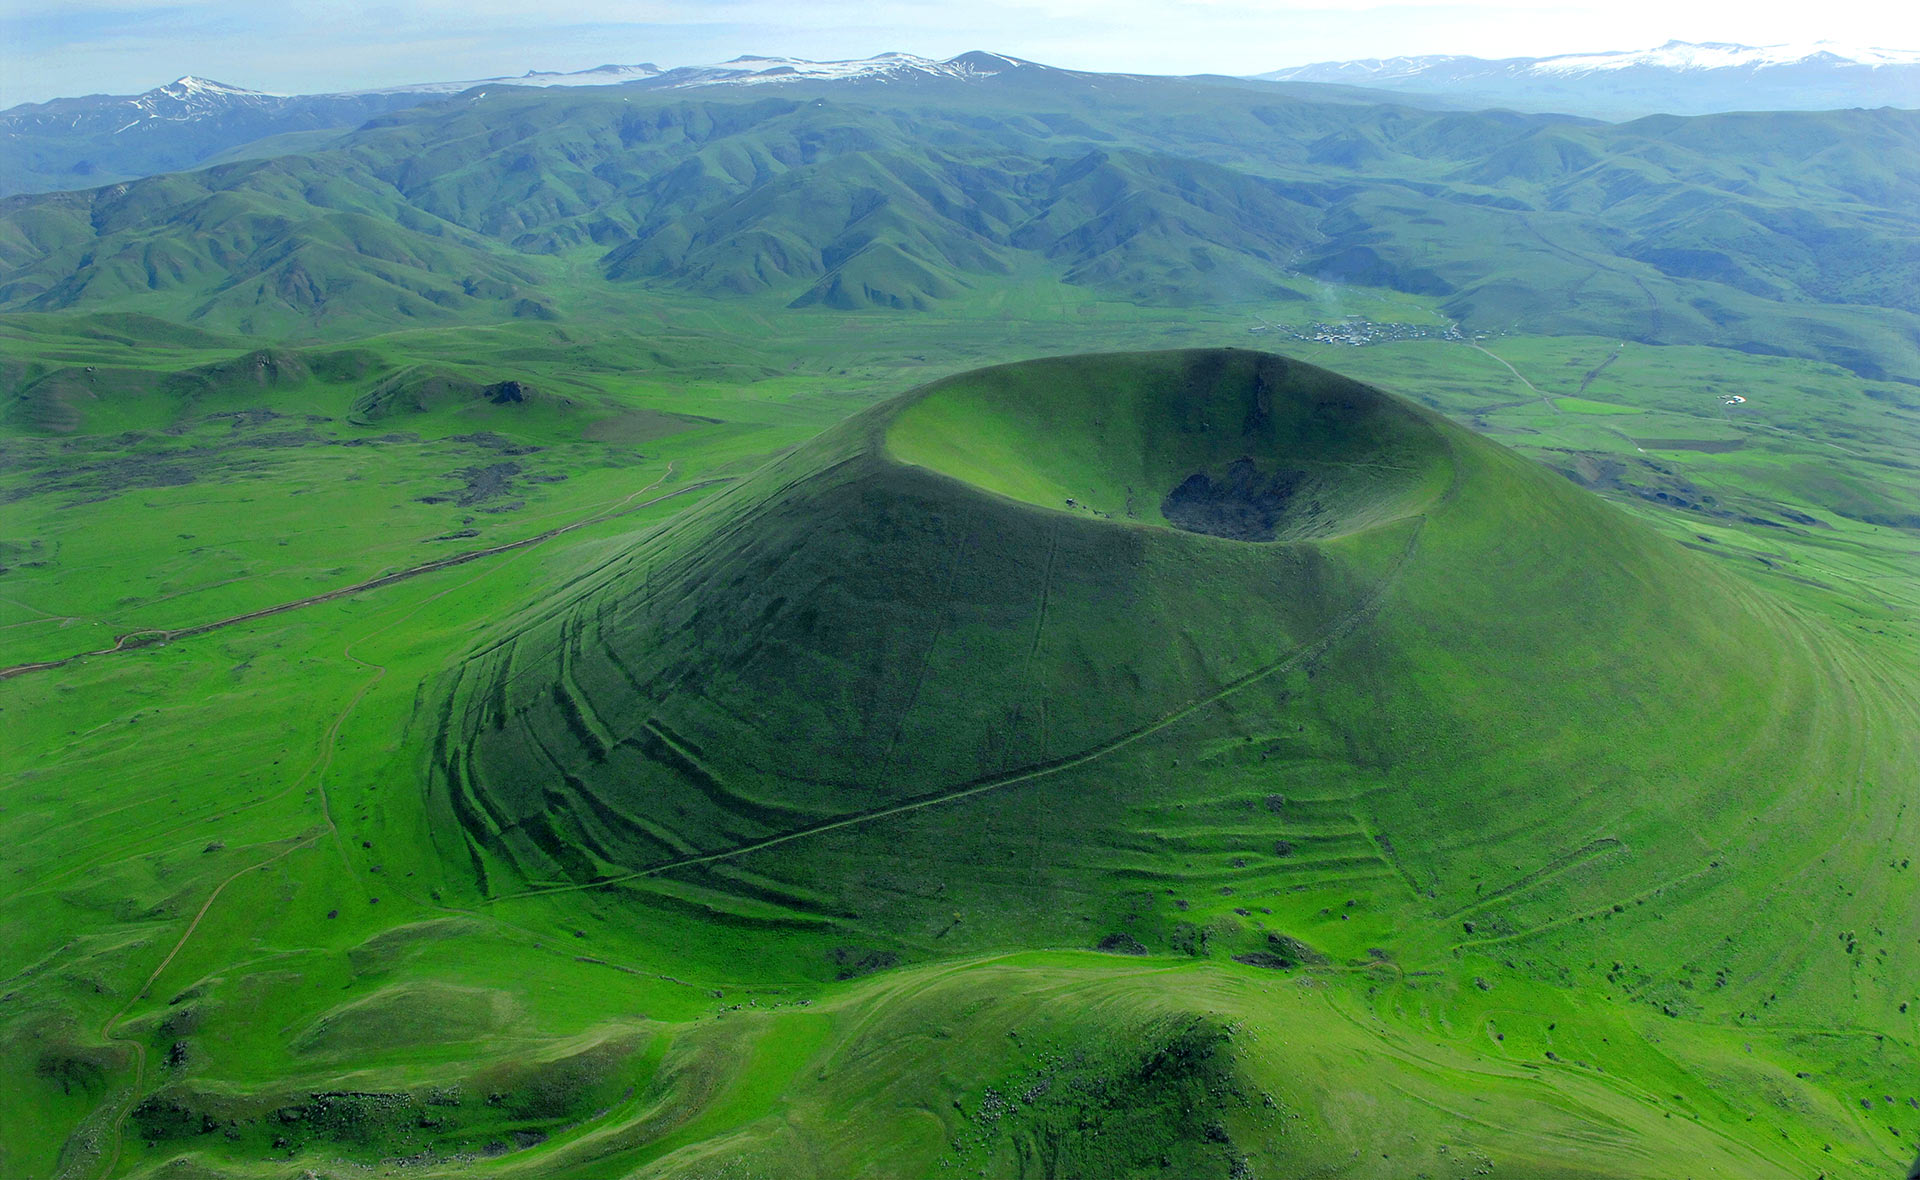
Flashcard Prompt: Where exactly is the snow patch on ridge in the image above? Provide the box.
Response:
[1265,40,1920,82]
[119,76,284,126]
[356,62,664,96]
[652,52,1018,89]
[159,76,277,97]
[1530,40,1920,74]
[340,52,1020,97]
[16,51,1032,117]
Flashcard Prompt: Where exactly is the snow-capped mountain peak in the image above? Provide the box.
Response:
[124,76,283,125]
[339,52,1026,97]
[1530,40,1920,75]
[1255,40,1920,118]
[0,47,1040,197]
[648,51,1027,89]
[1263,40,1920,84]
[353,62,664,96]
[157,76,269,97]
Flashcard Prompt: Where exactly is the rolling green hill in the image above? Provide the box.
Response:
[437,349,1913,1008]
[432,351,1451,886]
[2,77,1917,378]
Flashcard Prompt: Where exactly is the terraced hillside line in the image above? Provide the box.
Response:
[0,469,722,681]
[637,720,721,792]
[1450,857,1724,954]
[628,717,815,831]
[1443,837,1626,920]
[491,516,1430,903]
[458,453,869,678]
[1357,815,1428,902]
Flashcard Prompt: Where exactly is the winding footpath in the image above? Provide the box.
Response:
[2,468,721,682]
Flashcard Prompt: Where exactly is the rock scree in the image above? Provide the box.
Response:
[1160,457,1306,541]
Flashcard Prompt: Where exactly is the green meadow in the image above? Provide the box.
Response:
[2,284,1916,1178]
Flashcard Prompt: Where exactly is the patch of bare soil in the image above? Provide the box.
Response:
[420,462,524,507]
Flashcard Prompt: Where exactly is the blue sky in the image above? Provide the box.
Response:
[2,0,1915,107]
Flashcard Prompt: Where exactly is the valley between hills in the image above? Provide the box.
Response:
[1,58,1917,1180]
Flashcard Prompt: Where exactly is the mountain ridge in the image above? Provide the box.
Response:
[0,51,1070,198]
[17,40,1920,200]
[5,82,1916,383]
[1259,39,1920,118]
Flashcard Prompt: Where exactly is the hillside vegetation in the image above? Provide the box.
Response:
[437,349,1914,1025]
[2,76,1917,379]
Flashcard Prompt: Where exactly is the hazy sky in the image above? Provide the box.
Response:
[3,0,1916,107]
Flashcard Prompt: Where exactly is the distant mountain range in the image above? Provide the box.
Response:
[0,53,1051,197]
[1259,40,1920,119]
[334,51,1034,96]
[4,43,1917,199]
[5,61,1917,385]
[0,77,433,197]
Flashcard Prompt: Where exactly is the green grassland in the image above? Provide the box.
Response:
[2,282,1916,1179]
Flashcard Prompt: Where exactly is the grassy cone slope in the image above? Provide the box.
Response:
[429,346,1912,1096]
[430,350,1452,888]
